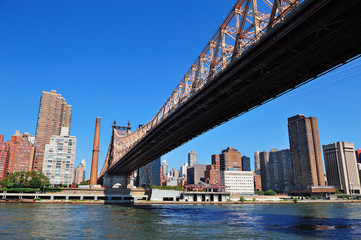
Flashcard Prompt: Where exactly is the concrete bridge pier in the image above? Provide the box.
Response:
[103,173,133,189]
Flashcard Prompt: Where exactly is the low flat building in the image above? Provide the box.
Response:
[220,170,254,194]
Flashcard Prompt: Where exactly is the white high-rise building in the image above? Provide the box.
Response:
[42,127,76,185]
[323,142,360,195]
[180,163,188,178]
[81,159,86,181]
[188,150,197,167]
[220,170,254,194]
[161,159,169,177]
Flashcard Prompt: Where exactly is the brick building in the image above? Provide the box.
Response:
[205,154,221,185]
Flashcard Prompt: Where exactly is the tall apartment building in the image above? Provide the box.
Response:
[81,159,86,181]
[220,147,242,171]
[0,136,10,180]
[1,132,37,174]
[254,151,261,175]
[180,162,188,178]
[205,154,220,185]
[241,156,251,171]
[188,150,197,167]
[42,127,76,185]
[259,151,270,191]
[268,149,294,193]
[323,142,360,194]
[288,114,325,188]
[74,163,85,184]
[34,90,72,171]
[10,133,36,173]
[161,159,169,177]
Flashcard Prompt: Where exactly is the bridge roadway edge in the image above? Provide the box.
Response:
[101,0,361,180]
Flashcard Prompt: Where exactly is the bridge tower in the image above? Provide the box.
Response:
[101,121,136,188]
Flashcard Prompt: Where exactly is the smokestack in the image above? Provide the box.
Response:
[90,117,101,185]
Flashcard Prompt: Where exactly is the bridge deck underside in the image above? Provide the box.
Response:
[101,0,361,178]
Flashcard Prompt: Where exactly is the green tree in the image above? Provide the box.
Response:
[0,171,49,189]
[79,181,89,185]
[30,177,42,188]
[255,190,264,195]
[240,196,245,202]
[264,189,276,196]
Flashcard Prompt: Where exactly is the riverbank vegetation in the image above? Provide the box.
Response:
[0,171,54,193]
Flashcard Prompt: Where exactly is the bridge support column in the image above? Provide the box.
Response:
[103,174,129,189]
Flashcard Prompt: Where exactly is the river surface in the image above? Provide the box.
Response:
[0,203,360,239]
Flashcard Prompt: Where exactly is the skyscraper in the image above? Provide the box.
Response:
[180,162,188,178]
[188,150,197,167]
[81,159,86,181]
[268,149,294,193]
[254,151,261,175]
[288,114,325,188]
[323,142,360,194]
[161,159,169,178]
[259,151,270,191]
[219,147,242,171]
[241,156,251,171]
[74,163,85,184]
[34,90,72,171]
[42,127,76,185]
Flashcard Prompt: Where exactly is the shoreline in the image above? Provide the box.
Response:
[1,199,361,205]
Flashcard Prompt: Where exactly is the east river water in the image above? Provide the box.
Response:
[0,203,360,239]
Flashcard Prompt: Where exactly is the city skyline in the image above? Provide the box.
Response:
[1,1,361,177]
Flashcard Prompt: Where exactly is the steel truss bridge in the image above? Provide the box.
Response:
[98,0,361,183]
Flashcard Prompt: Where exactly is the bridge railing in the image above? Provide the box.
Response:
[99,0,304,178]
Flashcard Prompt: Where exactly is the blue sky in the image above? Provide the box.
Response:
[1,1,360,178]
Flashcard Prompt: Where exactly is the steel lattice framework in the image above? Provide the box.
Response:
[99,0,302,178]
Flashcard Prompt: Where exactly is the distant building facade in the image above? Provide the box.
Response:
[254,151,261,175]
[74,163,85,184]
[323,142,360,194]
[42,127,76,185]
[81,159,86,181]
[0,132,37,175]
[259,151,270,191]
[188,150,197,167]
[161,159,169,178]
[220,147,242,171]
[205,154,220,185]
[138,157,161,186]
[356,149,361,164]
[241,156,251,171]
[9,133,36,173]
[34,90,72,171]
[221,171,254,194]
[254,172,262,191]
[268,149,294,193]
[0,136,10,180]
[180,163,188,178]
[187,164,207,184]
[288,114,325,188]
